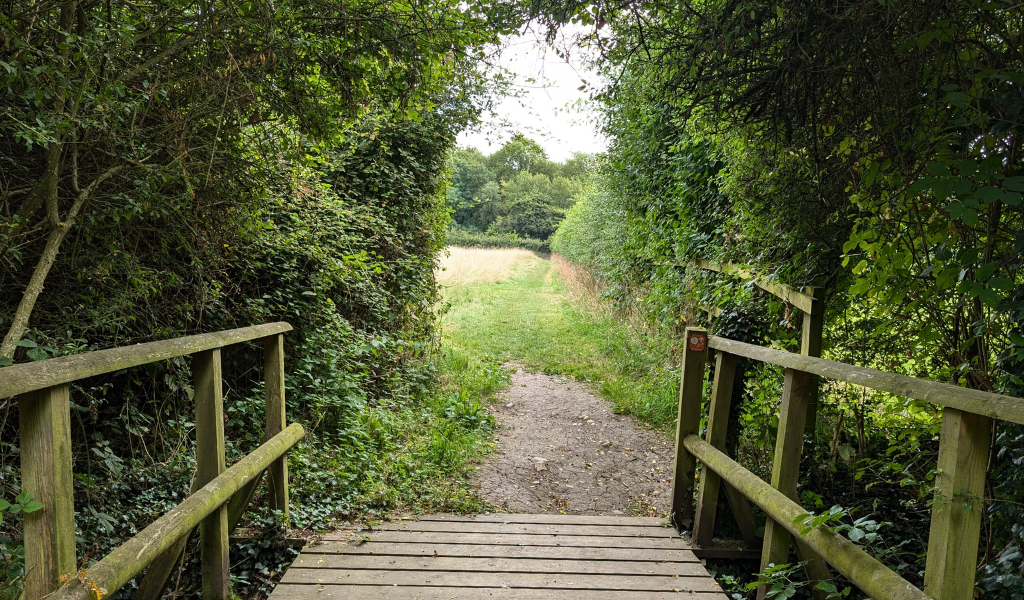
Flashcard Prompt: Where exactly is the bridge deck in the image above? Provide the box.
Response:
[270,513,728,599]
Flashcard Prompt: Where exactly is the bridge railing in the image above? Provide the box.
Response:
[0,322,304,600]
[671,327,1024,600]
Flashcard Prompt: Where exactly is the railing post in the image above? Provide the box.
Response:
[20,384,77,600]
[264,333,288,521]
[671,327,708,530]
[924,408,991,600]
[195,349,230,600]
[800,287,825,438]
[758,368,831,600]
[693,351,760,548]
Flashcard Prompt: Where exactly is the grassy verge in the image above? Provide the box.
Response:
[440,248,682,428]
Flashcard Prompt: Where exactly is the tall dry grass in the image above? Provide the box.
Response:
[436,246,540,285]
[552,254,646,329]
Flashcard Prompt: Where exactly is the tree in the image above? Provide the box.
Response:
[487,133,547,182]
[0,0,499,361]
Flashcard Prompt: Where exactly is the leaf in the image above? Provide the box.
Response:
[21,500,43,513]
[0,356,11,367]
[26,346,48,361]
[0,499,10,511]
[1004,176,1024,192]
[848,528,865,542]
[13,339,38,348]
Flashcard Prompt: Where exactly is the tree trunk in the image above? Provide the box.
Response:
[1,165,123,359]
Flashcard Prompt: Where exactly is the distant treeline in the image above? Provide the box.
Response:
[447,134,595,246]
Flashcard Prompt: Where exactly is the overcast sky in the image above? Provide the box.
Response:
[457,29,607,162]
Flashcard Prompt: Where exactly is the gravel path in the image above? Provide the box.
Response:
[472,367,674,517]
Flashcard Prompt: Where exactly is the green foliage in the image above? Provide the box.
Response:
[446,135,594,243]
[747,563,807,599]
[445,225,547,252]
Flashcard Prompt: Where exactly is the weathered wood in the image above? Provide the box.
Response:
[684,435,931,600]
[416,514,668,527]
[694,351,736,547]
[690,542,762,560]
[707,335,1024,425]
[721,481,762,548]
[195,349,230,600]
[136,469,266,600]
[289,554,709,575]
[264,334,288,519]
[328,531,688,549]
[758,368,811,600]
[270,584,729,599]
[20,384,76,600]
[672,327,708,530]
[359,521,680,538]
[50,423,304,600]
[281,568,724,592]
[694,260,817,314]
[305,541,699,562]
[924,408,991,600]
[0,322,292,399]
[800,287,825,437]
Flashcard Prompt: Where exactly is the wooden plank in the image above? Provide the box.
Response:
[684,434,930,600]
[305,541,699,562]
[694,260,816,313]
[924,408,991,600]
[51,424,305,600]
[360,522,680,538]
[708,335,1024,424]
[289,554,709,576]
[0,322,292,399]
[800,286,825,437]
[270,583,729,599]
[721,482,762,548]
[137,468,266,600]
[322,531,688,549]
[758,368,809,600]
[196,349,230,600]
[672,327,708,529]
[694,351,736,547]
[280,568,724,592]
[264,334,288,519]
[415,514,668,527]
[20,384,76,600]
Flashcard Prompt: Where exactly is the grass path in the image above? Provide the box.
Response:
[440,249,680,427]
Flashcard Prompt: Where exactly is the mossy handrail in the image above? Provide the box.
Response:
[672,327,1019,600]
[3,323,299,600]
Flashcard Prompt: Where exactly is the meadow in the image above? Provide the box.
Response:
[437,247,683,428]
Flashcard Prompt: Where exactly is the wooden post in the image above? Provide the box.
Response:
[800,287,825,438]
[924,408,991,600]
[195,349,230,600]
[694,351,759,547]
[758,368,831,600]
[20,384,77,600]
[264,334,288,520]
[671,327,708,530]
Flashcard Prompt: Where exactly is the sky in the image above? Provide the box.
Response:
[456,29,607,163]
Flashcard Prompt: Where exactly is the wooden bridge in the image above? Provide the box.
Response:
[3,283,1023,600]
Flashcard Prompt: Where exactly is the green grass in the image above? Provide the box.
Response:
[441,255,682,428]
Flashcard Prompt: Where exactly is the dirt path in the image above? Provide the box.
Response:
[472,367,674,517]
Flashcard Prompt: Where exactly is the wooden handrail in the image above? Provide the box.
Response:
[673,327,1005,600]
[0,322,293,399]
[693,260,818,313]
[708,335,1024,424]
[684,434,932,600]
[15,324,298,600]
[51,424,305,600]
